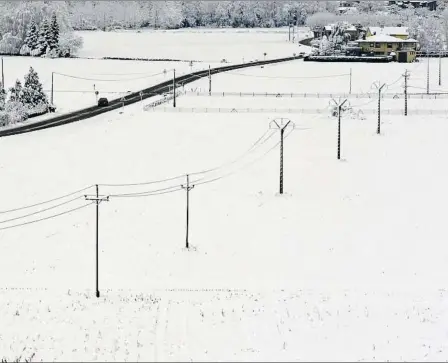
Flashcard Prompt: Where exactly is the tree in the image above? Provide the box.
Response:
[22,67,48,109]
[0,84,5,111]
[8,79,23,104]
[49,13,60,51]
[36,19,51,56]
[24,20,39,51]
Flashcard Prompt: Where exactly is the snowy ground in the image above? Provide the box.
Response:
[1,90,448,360]
[77,27,312,63]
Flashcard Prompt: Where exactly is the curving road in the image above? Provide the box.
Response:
[0,56,300,138]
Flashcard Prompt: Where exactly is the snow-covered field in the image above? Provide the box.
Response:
[1,84,448,359]
[2,28,448,361]
[77,27,312,62]
[1,56,214,115]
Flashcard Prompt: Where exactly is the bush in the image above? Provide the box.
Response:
[19,44,31,56]
[0,33,23,55]
[0,110,10,126]
[58,32,83,57]
[5,101,28,124]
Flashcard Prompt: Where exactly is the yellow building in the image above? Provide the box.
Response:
[367,26,409,40]
[356,34,418,62]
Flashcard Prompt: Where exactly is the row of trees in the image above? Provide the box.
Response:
[0,1,83,57]
[66,1,338,30]
[0,67,48,126]
[20,14,61,57]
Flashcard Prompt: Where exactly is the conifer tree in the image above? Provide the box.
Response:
[8,79,23,103]
[36,19,51,55]
[49,13,60,51]
[25,20,39,51]
[0,83,5,111]
[22,67,48,108]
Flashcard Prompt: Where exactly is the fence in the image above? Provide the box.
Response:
[183,90,448,99]
[143,91,184,110]
[147,106,448,116]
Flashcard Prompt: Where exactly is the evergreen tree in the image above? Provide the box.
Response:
[22,67,48,108]
[49,13,60,51]
[25,20,39,51]
[36,19,51,55]
[8,79,23,104]
[0,83,5,111]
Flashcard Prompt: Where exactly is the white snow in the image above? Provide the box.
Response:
[1,28,448,362]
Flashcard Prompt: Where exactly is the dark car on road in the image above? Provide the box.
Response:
[98,98,109,107]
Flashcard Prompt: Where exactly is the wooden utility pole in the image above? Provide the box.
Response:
[173,69,176,107]
[270,118,295,194]
[439,51,442,86]
[349,68,352,94]
[208,65,211,96]
[332,99,348,160]
[85,185,109,298]
[181,175,194,249]
[373,81,386,135]
[427,51,430,94]
[403,69,409,116]
[51,72,54,105]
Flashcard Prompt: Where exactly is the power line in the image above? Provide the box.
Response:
[0,203,93,231]
[0,185,94,215]
[0,196,84,224]
[53,70,169,83]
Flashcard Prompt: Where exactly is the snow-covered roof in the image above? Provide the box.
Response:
[346,26,357,31]
[368,26,409,36]
[324,25,333,31]
[357,34,417,43]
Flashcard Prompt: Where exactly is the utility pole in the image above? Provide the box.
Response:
[1,57,4,92]
[85,185,109,298]
[208,65,211,96]
[427,51,430,94]
[173,69,176,108]
[51,72,54,105]
[403,69,409,116]
[332,99,348,160]
[181,174,194,249]
[439,51,442,86]
[288,12,291,42]
[349,68,352,94]
[373,81,386,135]
[270,118,295,194]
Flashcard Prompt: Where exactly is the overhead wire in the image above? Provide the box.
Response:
[0,185,94,215]
[225,71,350,80]
[0,203,93,231]
[53,70,169,83]
[0,196,85,224]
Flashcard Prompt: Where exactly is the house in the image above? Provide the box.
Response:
[344,25,359,41]
[367,26,409,39]
[356,34,418,62]
[388,0,437,10]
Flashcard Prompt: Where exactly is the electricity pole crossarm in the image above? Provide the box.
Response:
[84,184,109,298]
[181,174,195,249]
[269,118,295,195]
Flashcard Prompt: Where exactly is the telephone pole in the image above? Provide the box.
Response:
[181,174,195,249]
[403,69,409,116]
[373,81,386,135]
[270,118,295,194]
[173,69,176,107]
[51,72,54,105]
[208,65,211,96]
[427,51,430,94]
[349,68,352,94]
[439,51,442,86]
[332,99,348,160]
[85,185,109,298]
